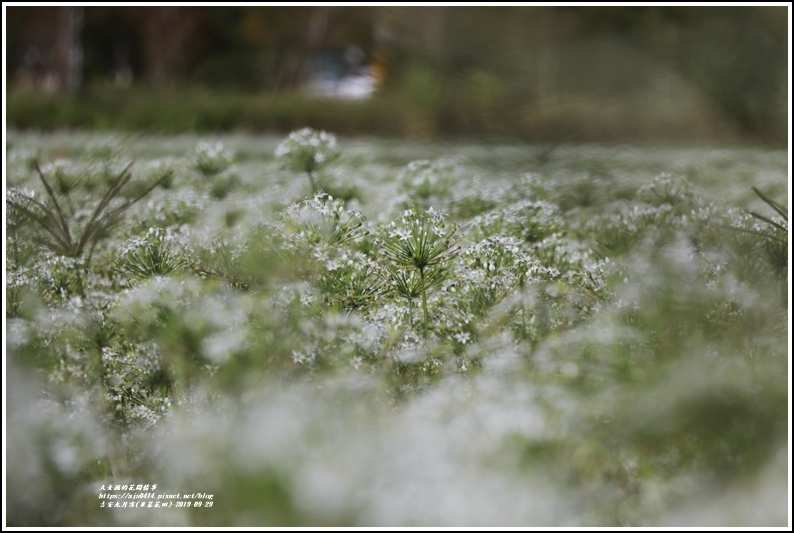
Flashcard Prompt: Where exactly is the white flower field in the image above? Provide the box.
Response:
[4,129,789,526]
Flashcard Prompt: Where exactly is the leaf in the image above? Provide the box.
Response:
[752,186,788,222]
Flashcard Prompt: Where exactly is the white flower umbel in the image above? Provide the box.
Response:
[192,141,234,177]
[276,128,340,194]
[116,227,193,283]
[282,192,366,247]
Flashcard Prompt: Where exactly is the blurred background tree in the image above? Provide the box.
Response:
[5,6,788,145]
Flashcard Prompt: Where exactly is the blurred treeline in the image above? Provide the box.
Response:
[5,6,788,145]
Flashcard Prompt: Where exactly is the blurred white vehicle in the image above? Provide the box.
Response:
[305,47,379,100]
[306,67,378,100]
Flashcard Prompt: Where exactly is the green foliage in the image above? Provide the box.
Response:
[742,186,788,279]
[719,186,788,305]
[6,160,172,268]
[8,72,784,146]
[194,238,254,291]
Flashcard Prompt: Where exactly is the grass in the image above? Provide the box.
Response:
[4,129,790,527]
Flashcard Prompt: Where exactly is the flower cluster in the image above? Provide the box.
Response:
[276,128,340,193]
[36,253,86,303]
[312,250,383,312]
[456,235,543,314]
[130,187,207,231]
[282,192,367,248]
[100,341,171,428]
[637,173,698,211]
[587,201,678,254]
[6,266,36,317]
[194,237,253,291]
[397,158,462,210]
[468,199,563,243]
[116,227,193,283]
[192,141,234,177]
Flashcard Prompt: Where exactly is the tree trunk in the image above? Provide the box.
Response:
[141,7,196,88]
[52,7,83,95]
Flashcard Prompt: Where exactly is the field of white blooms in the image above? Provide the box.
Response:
[4,129,790,527]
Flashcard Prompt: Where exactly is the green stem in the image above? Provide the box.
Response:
[307,170,318,194]
[75,266,85,298]
[420,267,429,338]
[11,228,20,266]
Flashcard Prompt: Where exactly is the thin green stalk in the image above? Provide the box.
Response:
[307,170,318,194]
[8,195,74,254]
[34,162,73,245]
[75,264,86,298]
[420,267,429,338]
[10,226,20,266]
